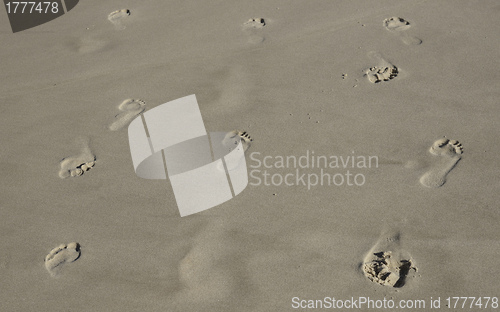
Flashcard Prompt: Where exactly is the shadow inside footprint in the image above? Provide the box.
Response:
[393,260,413,288]
[420,138,463,188]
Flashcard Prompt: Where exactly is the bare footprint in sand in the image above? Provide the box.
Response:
[244,18,266,29]
[243,18,266,44]
[45,242,81,277]
[222,130,253,153]
[59,139,96,179]
[419,138,463,188]
[108,99,145,131]
[365,52,399,83]
[383,17,422,46]
[362,230,417,288]
[217,130,253,171]
[108,9,130,30]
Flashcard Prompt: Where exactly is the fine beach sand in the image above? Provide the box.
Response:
[1,0,500,311]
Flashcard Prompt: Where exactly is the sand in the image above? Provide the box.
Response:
[1,0,500,311]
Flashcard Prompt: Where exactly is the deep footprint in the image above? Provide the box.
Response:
[108,9,131,30]
[108,99,145,131]
[45,242,81,277]
[365,52,398,83]
[383,17,422,45]
[365,66,398,83]
[362,230,416,288]
[420,138,463,188]
[59,139,96,179]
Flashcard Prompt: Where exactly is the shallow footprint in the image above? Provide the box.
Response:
[383,17,422,45]
[222,130,253,153]
[59,138,96,179]
[401,36,423,46]
[244,18,266,29]
[217,130,253,172]
[383,17,411,31]
[108,99,145,131]
[108,9,130,30]
[45,242,81,277]
[362,230,416,288]
[365,52,399,83]
[420,138,463,188]
[242,18,266,44]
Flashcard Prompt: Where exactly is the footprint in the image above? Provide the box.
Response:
[242,18,266,44]
[217,130,253,172]
[244,18,266,29]
[419,138,463,188]
[362,230,416,288]
[108,9,130,30]
[108,99,145,131]
[365,52,398,83]
[383,17,422,45]
[365,66,398,83]
[401,35,423,46]
[44,242,81,277]
[383,17,411,31]
[59,139,96,179]
[222,130,253,153]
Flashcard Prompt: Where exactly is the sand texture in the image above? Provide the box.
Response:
[1,0,500,311]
